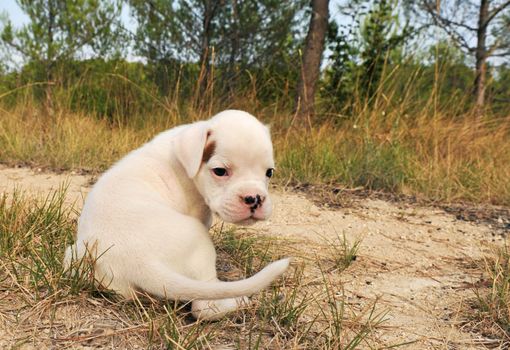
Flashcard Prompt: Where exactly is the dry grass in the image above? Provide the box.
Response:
[1,102,509,205]
[275,115,510,205]
[0,106,156,172]
[0,189,394,349]
[469,246,510,347]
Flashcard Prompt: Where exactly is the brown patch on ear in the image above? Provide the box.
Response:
[202,140,216,163]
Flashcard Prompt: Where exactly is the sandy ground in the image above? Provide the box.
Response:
[0,164,508,349]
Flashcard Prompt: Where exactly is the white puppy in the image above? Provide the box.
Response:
[65,110,289,320]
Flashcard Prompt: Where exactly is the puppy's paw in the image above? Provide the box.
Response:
[192,296,250,321]
[235,295,250,308]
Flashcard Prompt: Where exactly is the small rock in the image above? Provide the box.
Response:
[309,208,321,217]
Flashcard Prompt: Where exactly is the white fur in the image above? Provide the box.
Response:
[64,110,289,320]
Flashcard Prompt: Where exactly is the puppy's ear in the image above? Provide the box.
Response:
[174,121,210,178]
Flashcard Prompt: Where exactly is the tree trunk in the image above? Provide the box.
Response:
[295,0,329,123]
[198,1,218,93]
[474,0,489,114]
[227,0,240,96]
[45,0,56,115]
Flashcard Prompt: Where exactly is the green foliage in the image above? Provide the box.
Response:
[490,64,510,114]
[0,0,122,67]
[0,58,162,121]
[359,0,411,99]
[129,0,306,105]
[347,138,415,192]
[0,0,124,112]
[323,232,362,272]
[128,0,181,62]
[323,0,413,110]
[58,59,160,122]
[0,0,308,116]
[0,0,508,119]
[130,0,306,66]
[324,20,359,109]
[276,126,415,194]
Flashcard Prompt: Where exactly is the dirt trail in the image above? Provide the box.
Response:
[269,192,506,348]
[0,164,507,349]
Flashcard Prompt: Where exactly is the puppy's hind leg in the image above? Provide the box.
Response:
[135,262,250,320]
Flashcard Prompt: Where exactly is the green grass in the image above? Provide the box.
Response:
[0,188,388,349]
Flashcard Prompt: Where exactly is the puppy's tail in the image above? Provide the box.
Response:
[139,258,290,301]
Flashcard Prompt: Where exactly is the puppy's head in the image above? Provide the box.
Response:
[174,110,274,225]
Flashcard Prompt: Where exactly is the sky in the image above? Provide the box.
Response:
[0,0,26,23]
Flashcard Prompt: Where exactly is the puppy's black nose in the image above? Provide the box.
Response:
[242,195,264,213]
[244,195,258,205]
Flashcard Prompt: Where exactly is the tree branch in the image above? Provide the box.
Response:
[435,15,478,32]
[486,32,510,57]
[438,21,476,52]
[3,38,32,59]
[423,1,478,31]
[489,49,510,57]
[420,2,476,52]
[486,0,510,26]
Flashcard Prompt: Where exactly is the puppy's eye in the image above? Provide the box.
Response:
[212,168,228,177]
[266,168,274,178]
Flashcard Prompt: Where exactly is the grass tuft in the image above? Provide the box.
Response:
[257,263,312,332]
[472,246,510,345]
[316,267,390,349]
[212,223,278,276]
[320,232,362,272]
[0,187,96,298]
